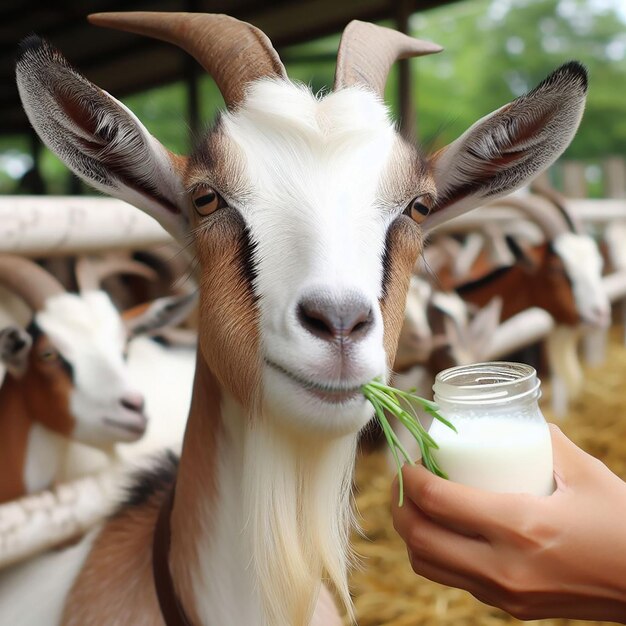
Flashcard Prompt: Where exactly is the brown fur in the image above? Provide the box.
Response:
[61,486,166,626]
[193,209,262,410]
[0,379,30,501]
[435,245,501,290]
[0,334,74,503]
[380,216,424,367]
[456,243,579,325]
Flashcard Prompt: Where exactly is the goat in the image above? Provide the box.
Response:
[429,195,610,405]
[10,12,587,626]
[436,195,610,328]
[0,256,196,503]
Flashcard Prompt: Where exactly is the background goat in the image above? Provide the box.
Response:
[0,255,195,503]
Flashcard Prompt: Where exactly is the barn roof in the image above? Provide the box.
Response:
[0,0,459,136]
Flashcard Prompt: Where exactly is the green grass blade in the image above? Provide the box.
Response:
[362,380,456,505]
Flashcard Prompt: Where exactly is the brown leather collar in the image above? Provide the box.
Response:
[153,485,194,626]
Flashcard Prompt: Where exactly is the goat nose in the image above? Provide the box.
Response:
[297,292,374,343]
[120,391,145,414]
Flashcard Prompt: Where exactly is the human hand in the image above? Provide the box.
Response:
[391,424,626,622]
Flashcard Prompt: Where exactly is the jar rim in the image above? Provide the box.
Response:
[433,361,541,406]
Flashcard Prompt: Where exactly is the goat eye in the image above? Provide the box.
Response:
[192,185,226,216]
[39,348,59,362]
[406,195,433,223]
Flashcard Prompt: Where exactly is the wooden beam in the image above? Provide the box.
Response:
[0,196,172,256]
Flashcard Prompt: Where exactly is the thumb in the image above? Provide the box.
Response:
[549,423,596,485]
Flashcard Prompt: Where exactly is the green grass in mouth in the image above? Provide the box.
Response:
[361,378,457,506]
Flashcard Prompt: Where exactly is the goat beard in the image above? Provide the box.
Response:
[242,415,358,626]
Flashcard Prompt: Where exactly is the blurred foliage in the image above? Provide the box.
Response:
[411,0,626,160]
[1,0,625,194]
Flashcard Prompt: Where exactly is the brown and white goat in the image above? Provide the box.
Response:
[435,196,610,328]
[8,12,587,626]
[0,256,195,503]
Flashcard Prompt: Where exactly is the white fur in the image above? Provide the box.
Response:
[182,334,357,626]
[59,337,195,481]
[122,337,193,456]
[189,393,354,626]
[552,233,610,327]
[23,424,68,493]
[190,395,261,625]
[217,85,406,621]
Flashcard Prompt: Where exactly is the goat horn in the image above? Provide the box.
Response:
[75,255,158,293]
[530,181,583,234]
[490,196,569,240]
[334,20,442,96]
[0,256,65,311]
[88,12,286,109]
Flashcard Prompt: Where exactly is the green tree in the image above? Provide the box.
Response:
[412,0,626,160]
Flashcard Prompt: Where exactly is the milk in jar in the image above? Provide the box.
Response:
[429,362,554,496]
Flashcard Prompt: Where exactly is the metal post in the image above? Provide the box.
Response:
[185,57,200,144]
[185,0,201,145]
[396,0,416,141]
[24,131,45,195]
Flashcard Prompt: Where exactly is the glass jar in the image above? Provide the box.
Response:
[429,361,554,496]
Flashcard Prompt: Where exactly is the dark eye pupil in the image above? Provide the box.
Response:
[195,192,216,207]
[412,201,429,216]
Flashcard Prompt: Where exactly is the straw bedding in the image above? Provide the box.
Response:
[346,331,626,626]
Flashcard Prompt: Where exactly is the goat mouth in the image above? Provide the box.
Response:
[265,359,364,404]
[103,416,147,436]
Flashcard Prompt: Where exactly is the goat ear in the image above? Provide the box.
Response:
[423,62,587,233]
[16,37,189,241]
[123,292,198,339]
[0,326,32,378]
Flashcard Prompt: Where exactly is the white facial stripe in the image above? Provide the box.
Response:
[34,292,145,446]
[552,233,609,325]
[223,82,399,298]
[218,81,411,429]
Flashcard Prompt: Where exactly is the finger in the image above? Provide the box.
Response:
[406,549,498,609]
[549,423,606,486]
[401,464,530,539]
[392,491,493,576]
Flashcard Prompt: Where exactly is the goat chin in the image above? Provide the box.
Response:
[244,415,357,626]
